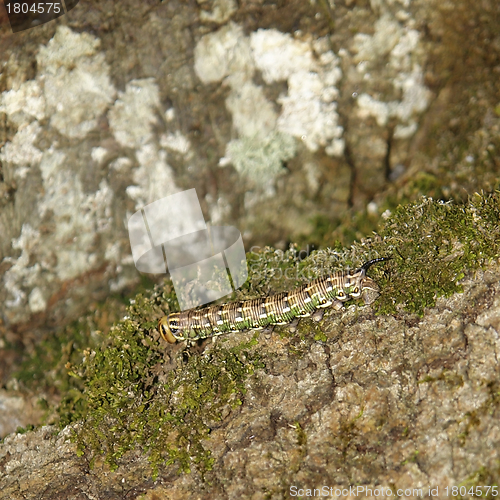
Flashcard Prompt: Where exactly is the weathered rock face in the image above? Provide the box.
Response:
[1,0,499,496]
[1,264,499,498]
[1,0,500,334]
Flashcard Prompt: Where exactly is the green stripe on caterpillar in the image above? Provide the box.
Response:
[158,257,390,344]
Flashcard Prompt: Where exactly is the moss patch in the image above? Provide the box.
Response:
[71,322,262,477]
[370,192,500,316]
[62,281,264,476]
[459,466,500,500]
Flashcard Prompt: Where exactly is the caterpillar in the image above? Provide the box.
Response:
[158,257,390,344]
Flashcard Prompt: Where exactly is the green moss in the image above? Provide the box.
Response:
[67,289,264,477]
[401,450,419,466]
[15,424,36,434]
[458,466,500,499]
[417,369,464,388]
[294,422,307,448]
[245,244,313,294]
[13,275,156,398]
[14,317,99,392]
[368,192,500,316]
[313,331,328,342]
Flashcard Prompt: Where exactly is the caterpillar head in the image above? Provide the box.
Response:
[158,314,181,344]
[359,276,381,304]
[336,274,379,303]
[341,257,389,304]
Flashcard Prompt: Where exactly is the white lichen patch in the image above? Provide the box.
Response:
[194,23,254,85]
[37,26,101,68]
[0,80,46,126]
[1,26,115,139]
[0,36,118,319]
[28,287,47,313]
[250,29,315,84]
[357,72,430,139]
[108,78,160,148]
[222,131,296,188]
[0,121,43,179]
[37,149,114,281]
[352,14,403,63]
[303,161,322,193]
[36,26,116,139]
[194,24,344,186]
[225,81,277,138]
[109,80,183,213]
[110,157,133,172]
[392,67,430,122]
[160,131,192,156]
[0,25,117,189]
[251,30,343,155]
[165,107,176,122]
[357,94,394,127]
[390,28,420,69]
[126,144,179,210]
[3,224,43,311]
[277,71,344,155]
[352,12,431,138]
[91,146,109,165]
[0,26,182,322]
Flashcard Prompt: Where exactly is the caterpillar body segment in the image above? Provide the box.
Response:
[158,257,390,344]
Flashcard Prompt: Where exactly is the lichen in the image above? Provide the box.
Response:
[36,25,116,139]
[224,131,296,187]
[194,22,346,188]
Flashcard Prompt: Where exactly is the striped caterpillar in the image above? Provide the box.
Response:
[158,257,390,344]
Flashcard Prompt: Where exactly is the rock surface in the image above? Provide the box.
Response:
[1,0,499,333]
[1,0,499,496]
